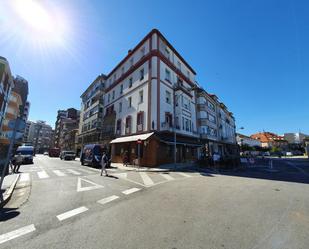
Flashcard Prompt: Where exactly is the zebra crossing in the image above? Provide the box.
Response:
[113,170,193,187]
[19,164,195,187]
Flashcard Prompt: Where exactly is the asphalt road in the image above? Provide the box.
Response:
[0,156,309,249]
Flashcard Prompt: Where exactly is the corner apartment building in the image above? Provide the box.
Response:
[103,29,199,166]
[54,108,79,149]
[0,56,14,134]
[196,88,238,158]
[77,74,106,153]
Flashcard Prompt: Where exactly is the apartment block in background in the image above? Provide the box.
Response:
[77,74,106,154]
[196,88,238,158]
[54,108,79,149]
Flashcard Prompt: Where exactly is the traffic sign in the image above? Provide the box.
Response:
[137,139,142,144]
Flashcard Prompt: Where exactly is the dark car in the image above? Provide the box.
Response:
[80,144,111,168]
[80,144,103,167]
[60,151,76,160]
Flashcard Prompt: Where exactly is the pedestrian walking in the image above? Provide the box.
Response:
[14,152,23,173]
[123,151,128,167]
[100,152,108,176]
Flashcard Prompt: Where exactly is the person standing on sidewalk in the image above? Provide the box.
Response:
[14,152,23,173]
[100,152,108,176]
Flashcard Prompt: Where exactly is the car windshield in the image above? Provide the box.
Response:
[64,151,75,155]
[16,150,33,155]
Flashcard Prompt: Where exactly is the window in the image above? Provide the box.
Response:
[177,61,181,71]
[113,74,116,82]
[187,70,190,79]
[139,90,143,103]
[112,90,115,100]
[208,113,216,123]
[140,47,145,57]
[120,84,123,94]
[185,119,190,131]
[140,68,144,81]
[129,77,133,88]
[165,48,170,59]
[125,116,132,134]
[129,57,134,67]
[166,91,171,104]
[165,69,171,82]
[108,93,110,103]
[119,102,122,113]
[207,101,215,111]
[116,119,121,134]
[137,112,144,131]
[128,97,132,108]
[121,67,124,75]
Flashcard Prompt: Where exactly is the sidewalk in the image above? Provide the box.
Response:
[0,173,20,208]
[112,162,197,172]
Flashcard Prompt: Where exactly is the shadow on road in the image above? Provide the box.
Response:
[216,158,309,185]
[0,207,20,222]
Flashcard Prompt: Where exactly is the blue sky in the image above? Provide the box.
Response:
[0,0,308,135]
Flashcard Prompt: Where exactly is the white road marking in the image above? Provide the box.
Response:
[57,206,88,221]
[53,170,66,176]
[19,173,30,182]
[77,177,104,192]
[139,172,154,186]
[97,195,119,205]
[113,173,128,178]
[77,168,96,174]
[0,224,36,244]
[160,173,175,181]
[177,172,192,178]
[66,169,81,175]
[37,171,49,179]
[122,188,141,195]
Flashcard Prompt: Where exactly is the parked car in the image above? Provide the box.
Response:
[43,152,48,156]
[262,151,270,156]
[16,145,34,164]
[60,151,76,160]
[49,148,60,157]
[80,144,107,168]
[286,151,293,156]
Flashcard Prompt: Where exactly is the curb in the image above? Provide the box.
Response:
[0,174,20,208]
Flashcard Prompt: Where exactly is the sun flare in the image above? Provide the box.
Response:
[9,0,69,46]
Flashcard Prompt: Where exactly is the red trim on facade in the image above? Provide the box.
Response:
[105,50,195,93]
[105,29,196,81]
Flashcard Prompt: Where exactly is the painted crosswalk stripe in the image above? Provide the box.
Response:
[77,168,95,174]
[160,173,175,181]
[66,169,81,175]
[177,172,192,178]
[139,172,154,186]
[0,224,36,244]
[122,188,141,195]
[19,173,30,182]
[53,170,66,176]
[97,195,119,205]
[37,171,49,179]
[57,206,88,221]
